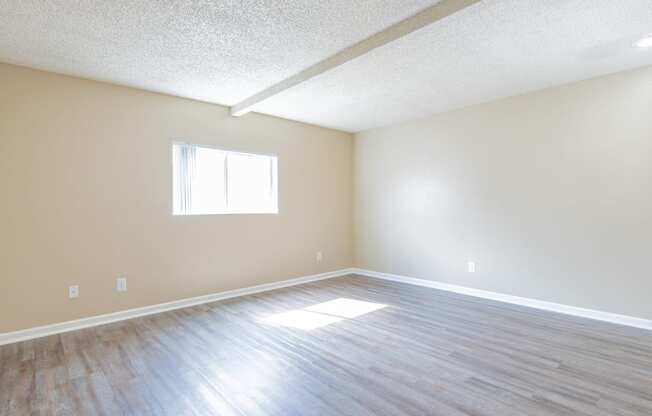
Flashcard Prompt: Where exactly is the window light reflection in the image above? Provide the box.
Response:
[260,298,387,330]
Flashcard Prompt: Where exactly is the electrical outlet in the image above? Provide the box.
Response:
[316,251,323,263]
[69,285,79,298]
[117,277,127,292]
[467,261,476,273]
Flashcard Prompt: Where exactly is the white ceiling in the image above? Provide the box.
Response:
[0,0,437,106]
[1,0,652,132]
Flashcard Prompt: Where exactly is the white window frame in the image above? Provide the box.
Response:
[172,141,278,216]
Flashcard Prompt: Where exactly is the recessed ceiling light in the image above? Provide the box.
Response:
[635,34,652,48]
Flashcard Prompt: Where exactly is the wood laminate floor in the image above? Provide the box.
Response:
[1,274,652,415]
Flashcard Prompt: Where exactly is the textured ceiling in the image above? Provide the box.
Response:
[0,0,438,105]
[1,0,652,133]
[253,0,652,131]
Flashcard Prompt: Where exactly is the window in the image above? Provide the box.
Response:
[173,143,277,215]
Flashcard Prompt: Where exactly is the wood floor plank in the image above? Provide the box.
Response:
[1,274,651,415]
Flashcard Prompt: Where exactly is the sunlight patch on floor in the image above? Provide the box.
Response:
[305,298,387,318]
[260,310,343,330]
[259,298,387,330]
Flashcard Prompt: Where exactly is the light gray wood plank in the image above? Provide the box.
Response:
[1,275,651,415]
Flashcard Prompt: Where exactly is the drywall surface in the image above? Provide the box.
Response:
[355,65,652,319]
[0,63,353,332]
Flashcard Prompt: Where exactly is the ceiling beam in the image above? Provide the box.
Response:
[230,0,482,117]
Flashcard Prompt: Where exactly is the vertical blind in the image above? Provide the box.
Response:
[173,143,277,215]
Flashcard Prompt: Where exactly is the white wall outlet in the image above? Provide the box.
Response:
[117,277,127,292]
[467,261,476,273]
[316,251,323,263]
[69,285,79,298]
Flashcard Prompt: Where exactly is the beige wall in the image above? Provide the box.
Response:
[0,63,353,333]
[3,61,652,333]
[355,65,652,320]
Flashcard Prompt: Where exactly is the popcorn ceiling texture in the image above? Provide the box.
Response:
[253,0,652,132]
[1,0,651,132]
[0,0,437,107]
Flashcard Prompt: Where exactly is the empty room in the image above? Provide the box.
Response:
[1,0,652,415]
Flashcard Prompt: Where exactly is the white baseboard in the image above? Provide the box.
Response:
[0,268,356,346]
[352,268,652,331]
[5,267,649,346]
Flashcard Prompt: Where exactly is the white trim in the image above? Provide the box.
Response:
[352,268,652,331]
[172,140,279,159]
[172,142,279,216]
[6,267,649,346]
[0,268,355,346]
